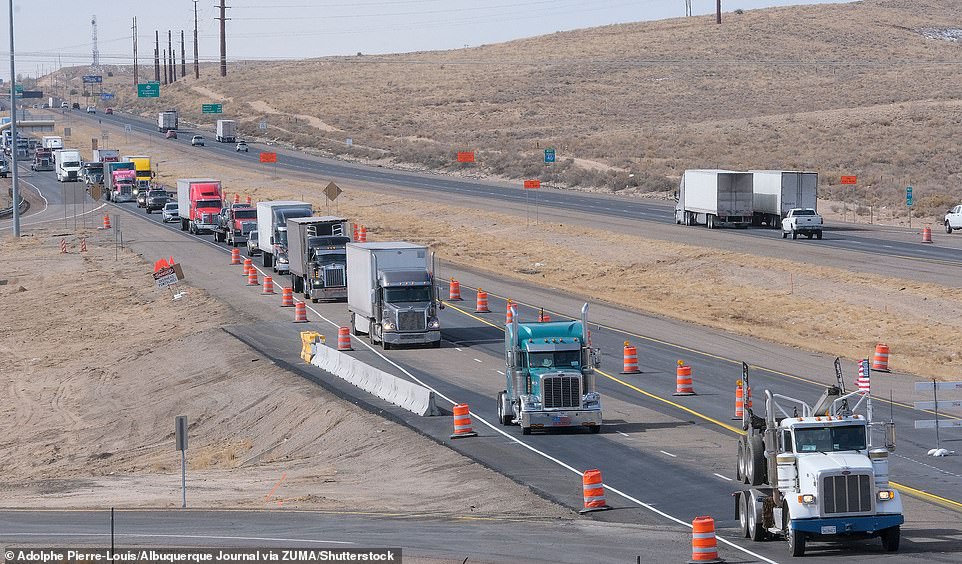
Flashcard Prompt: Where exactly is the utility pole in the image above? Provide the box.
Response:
[716,0,722,24]
[168,30,174,82]
[162,49,167,84]
[216,0,230,76]
[180,30,186,78]
[8,0,21,237]
[132,17,138,87]
[193,0,200,78]
[685,0,692,17]
[154,31,160,82]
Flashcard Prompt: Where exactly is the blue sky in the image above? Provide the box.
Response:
[2,0,852,80]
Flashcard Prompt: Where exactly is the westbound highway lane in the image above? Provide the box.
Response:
[73,109,962,276]
[71,177,962,563]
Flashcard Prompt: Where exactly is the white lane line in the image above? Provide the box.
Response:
[496,370,505,375]
[714,473,733,482]
[6,532,353,545]
[617,431,630,438]
[107,185,779,564]
[455,347,463,352]
[474,358,483,363]
[660,450,677,458]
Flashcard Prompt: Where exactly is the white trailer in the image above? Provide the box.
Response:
[675,169,754,228]
[255,201,313,271]
[158,110,178,132]
[346,242,441,350]
[751,171,818,227]
[216,120,236,143]
[41,136,64,151]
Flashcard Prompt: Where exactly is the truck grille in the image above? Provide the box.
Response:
[822,474,873,515]
[324,266,346,288]
[397,311,425,331]
[241,222,256,235]
[542,376,581,409]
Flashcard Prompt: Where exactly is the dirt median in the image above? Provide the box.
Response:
[0,228,571,518]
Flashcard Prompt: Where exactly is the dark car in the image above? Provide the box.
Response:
[71,102,80,109]
[145,189,169,214]
[105,108,114,115]
[136,189,149,208]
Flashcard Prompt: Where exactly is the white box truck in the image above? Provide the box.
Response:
[216,119,236,143]
[255,201,313,272]
[53,149,82,182]
[751,171,818,228]
[42,136,64,151]
[347,242,442,350]
[674,169,754,228]
[158,110,178,132]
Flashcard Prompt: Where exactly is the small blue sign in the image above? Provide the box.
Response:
[82,75,103,84]
[544,148,556,164]
[906,186,913,206]
[100,92,115,101]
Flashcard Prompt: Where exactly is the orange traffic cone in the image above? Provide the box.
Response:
[230,248,241,265]
[281,287,294,307]
[337,327,352,351]
[450,404,478,438]
[690,516,722,562]
[243,258,253,276]
[101,214,111,229]
[352,223,358,241]
[262,275,275,294]
[233,193,240,204]
[475,288,490,313]
[245,195,252,206]
[247,269,259,286]
[538,311,551,322]
[922,225,933,243]
[506,300,514,324]
[673,361,695,396]
[449,278,462,301]
[80,237,87,253]
[579,469,611,513]
[872,343,890,372]
[60,239,67,254]
[621,341,640,374]
[293,301,308,323]
[358,226,367,242]
[733,380,744,420]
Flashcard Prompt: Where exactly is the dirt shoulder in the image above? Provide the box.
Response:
[0,228,571,518]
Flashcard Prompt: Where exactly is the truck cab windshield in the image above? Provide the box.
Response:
[526,350,581,369]
[198,199,223,210]
[794,425,866,453]
[384,286,431,303]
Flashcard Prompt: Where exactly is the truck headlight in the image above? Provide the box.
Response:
[521,394,541,410]
[877,490,894,501]
[583,391,601,407]
[278,256,289,264]
[797,494,816,505]
[427,317,440,329]
[382,321,395,331]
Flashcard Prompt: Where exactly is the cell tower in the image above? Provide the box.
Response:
[91,15,100,69]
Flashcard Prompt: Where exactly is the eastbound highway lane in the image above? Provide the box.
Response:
[81,185,962,564]
[0,510,692,564]
[72,109,962,278]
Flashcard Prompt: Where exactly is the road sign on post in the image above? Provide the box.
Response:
[840,175,857,185]
[523,179,541,189]
[201,103,223,114]
[544,148,556,164]
[906,186,913,206]
[457,151,475,163]
[324,181,342,202]
[137,83,160,98]
[259,152,277,163]
[175,415,188,508]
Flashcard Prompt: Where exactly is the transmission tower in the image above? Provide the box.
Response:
[91,15,100,70]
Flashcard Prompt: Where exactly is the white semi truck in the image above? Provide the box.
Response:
[674,169,753,228]
[216,119,237,143]
[53,149,82,182]
[346,242,442,350]
[255,201,313,272]
[751,171,818,228]
[734,361,903,557]
[158,110,178,132]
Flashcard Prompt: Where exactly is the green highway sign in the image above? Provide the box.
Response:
[137,83,160,98]
[14,83,23,94]
[202,103,223,114]
[544,148,556,164]
[906,186,913,207]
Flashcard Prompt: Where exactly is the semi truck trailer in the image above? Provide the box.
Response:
[675,169,753,228]
[751,170,818,228]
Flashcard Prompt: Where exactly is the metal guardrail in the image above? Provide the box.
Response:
[0,187,29,219]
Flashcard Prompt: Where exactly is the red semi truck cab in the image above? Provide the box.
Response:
[176,178,223,234]
[111,169,137,203]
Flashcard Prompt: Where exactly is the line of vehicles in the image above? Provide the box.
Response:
[675,170,823,239]
[87,114,905,557]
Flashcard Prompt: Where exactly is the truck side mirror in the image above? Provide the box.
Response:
[436,285,445,310]
[884,421,896,452]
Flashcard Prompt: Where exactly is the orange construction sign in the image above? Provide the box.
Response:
[260,152,277,163]
[153,257,176,272]
[457,151,475,163]
[840,175,857,185]
[523,179,541,189]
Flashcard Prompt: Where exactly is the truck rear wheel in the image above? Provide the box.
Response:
[816,231,823,240]
[739,494,750,537]
[707,214,715,229]
[746,492,766,541]
[747,434,766,486]
[880,525,900,552]
[736,439,745,483]
[497,391,512,425]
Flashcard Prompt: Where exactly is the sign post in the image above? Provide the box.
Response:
[906,186,913,228]
[523,179,541,226]
[324,181,342,213]
[175,415,188,508]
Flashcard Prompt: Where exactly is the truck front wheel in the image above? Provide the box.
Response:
[880,525,900,552]
[791,230,798,240]
[497,391,512,426]
[787,525,806,557]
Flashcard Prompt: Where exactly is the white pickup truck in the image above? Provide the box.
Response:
[782,208,823,240]
[944,204,962,233]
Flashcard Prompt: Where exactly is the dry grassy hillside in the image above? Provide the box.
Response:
[44,0,962,213]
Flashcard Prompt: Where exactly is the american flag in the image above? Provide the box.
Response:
[857,359,871,394]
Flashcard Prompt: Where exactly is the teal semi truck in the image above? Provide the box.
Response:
[498,303,602,434]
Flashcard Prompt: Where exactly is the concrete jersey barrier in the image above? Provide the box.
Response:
[311,343,441,416]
